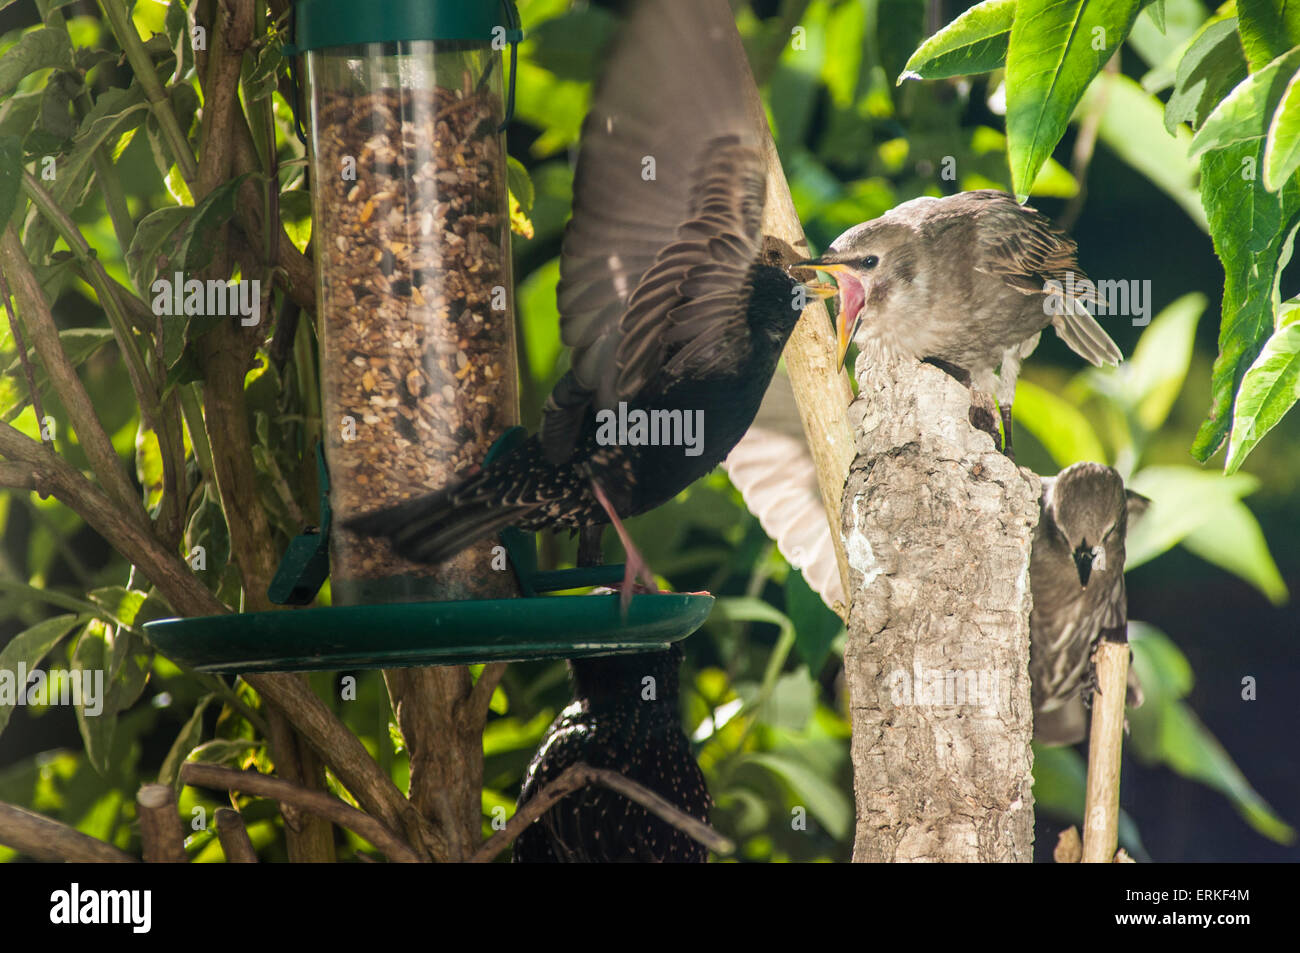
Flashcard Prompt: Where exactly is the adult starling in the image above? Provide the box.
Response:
[513,643,711,863]
[800,190,1122,453]
[1030,462,1147,746]
[344,0,805,592]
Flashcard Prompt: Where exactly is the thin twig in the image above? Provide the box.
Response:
[0,801,137,863]
[470,762,734,863]
[466,662,507,724]
[180,763,423,863]
[0,226,147,523]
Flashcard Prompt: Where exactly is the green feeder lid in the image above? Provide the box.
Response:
[142,593,714,673]
[288,0,520,53]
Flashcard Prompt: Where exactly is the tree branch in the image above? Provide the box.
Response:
[214,807,259,863]
[137,783,188,862]
[841,354,1038,862]
[97,0,200,186]
[0,801,137,863]
[180,763,423,863]
[731,27,855,620]
[470,762,734,863]
[1082,636,1130,862]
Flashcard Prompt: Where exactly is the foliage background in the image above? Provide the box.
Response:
[0,0,1296,862]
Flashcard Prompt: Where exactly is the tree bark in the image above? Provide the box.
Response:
[841,353,1038,862]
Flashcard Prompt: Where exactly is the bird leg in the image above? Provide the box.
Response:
[589,479,660,612]
[921,356,971,387]
[922,357,1007,453]
[999,403,1016,461]
[968,389,1004,453]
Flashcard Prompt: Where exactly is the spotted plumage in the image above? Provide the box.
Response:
[344,0,803,564]
[513,644,711,863]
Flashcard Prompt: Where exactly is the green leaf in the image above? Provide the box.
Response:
[0,134,21,227]
[1005,0,1144,199]
[159,693,214,788]
[1128,620,1193,702]
[1225,321,1300,472]
[87,585,148,629]
[1011,379,1108,467]
[506,155,534,213]
[1127,622,1293,844]
[187,738,261,765]
[1146,0,1166,32]
[1264,66,1300,190]
[785,568,842,671]
[1190,46,1300,158]
[507,155,534,238]
[742,751,853,840]
[764,667,816,732]
[1188,47,1300,459]
[898,0,1014,83]
[125,205,191,297]
[1,327,117,422]
[877,0,928,88]
[1156,698,1293,842]
[1120,292,1206,431]
[0,613,82,736]
[0,27,74,99]
[525,7,615,81]
[1236,0,1300,72]
[1079,72,1208,230]
[1163,18,1248,133]
[1181,497,1288,603]
[72,620,114,777]
[1125,466,1260,567]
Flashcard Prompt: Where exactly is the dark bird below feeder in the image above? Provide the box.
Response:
[344,0,807,600]
[512,642,711,863]
[800,190,1122,457]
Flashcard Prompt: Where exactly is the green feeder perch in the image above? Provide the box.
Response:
[144,0,713,674]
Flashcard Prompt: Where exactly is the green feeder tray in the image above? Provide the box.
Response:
[142,430,714,673]
[142,593,713,674]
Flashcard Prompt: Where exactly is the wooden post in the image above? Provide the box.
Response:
[1082,638,1130,862]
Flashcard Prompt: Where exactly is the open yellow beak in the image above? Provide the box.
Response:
[797,260,857,368]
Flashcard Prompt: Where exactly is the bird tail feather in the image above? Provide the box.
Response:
[342,482,534,565]
[1053,299,1122,366]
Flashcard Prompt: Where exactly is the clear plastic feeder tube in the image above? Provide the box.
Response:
[306,40,518,604]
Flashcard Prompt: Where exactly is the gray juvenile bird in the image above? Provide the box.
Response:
[1030,462,1147,746]
[800,190,1122,453]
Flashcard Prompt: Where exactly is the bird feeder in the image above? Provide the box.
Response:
[296,0,522,604]
[143,0,714,673]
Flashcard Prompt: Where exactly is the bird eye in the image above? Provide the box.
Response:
[862,255,879,269]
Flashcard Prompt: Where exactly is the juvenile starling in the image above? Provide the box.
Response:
[800,190,1122,452]
[345,0,805,592]
[1030,462,1147,746]
[513,643,711,863]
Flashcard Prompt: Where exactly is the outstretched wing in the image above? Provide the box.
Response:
[544,0,767,462]
[722,370,846,612]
